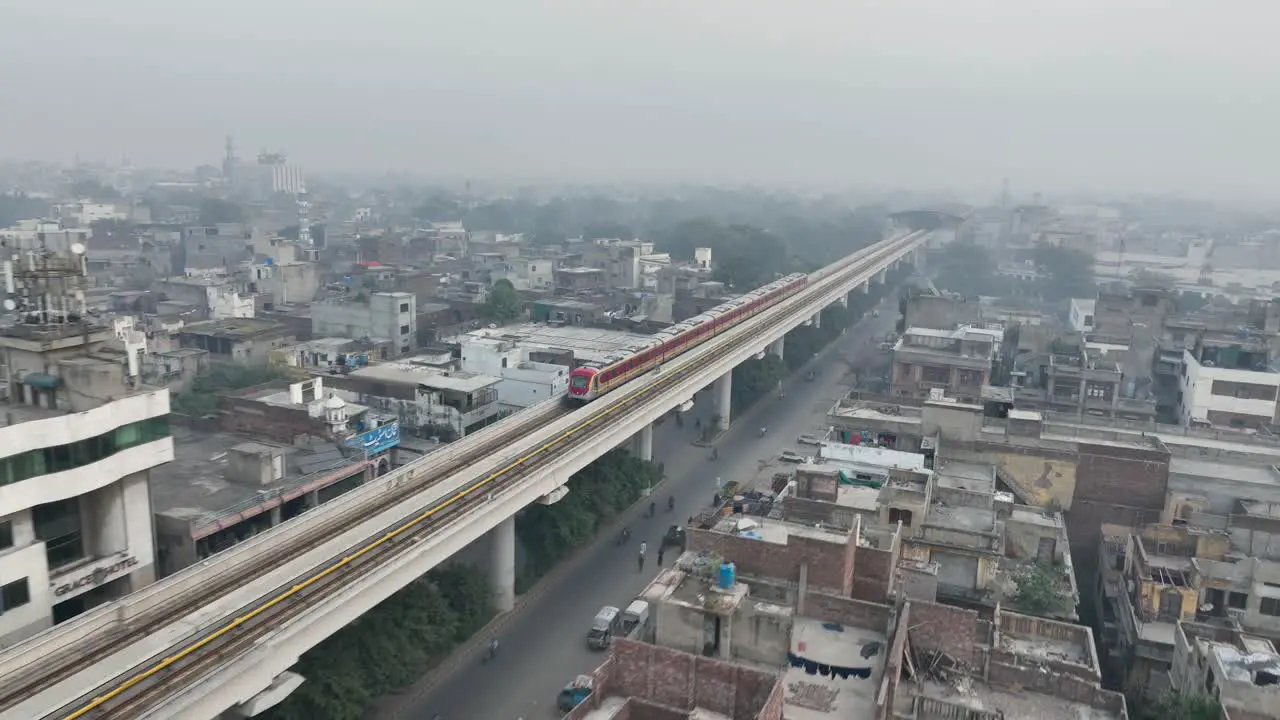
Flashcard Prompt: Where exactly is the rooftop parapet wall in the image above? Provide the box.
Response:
[993,608,1102,682]
[564,640,784,720]
[686,525,855,596]
[986,660,1128,718]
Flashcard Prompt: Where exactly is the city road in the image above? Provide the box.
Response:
[393,295,900,719]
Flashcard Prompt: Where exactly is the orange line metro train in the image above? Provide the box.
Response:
[565,272,810,404]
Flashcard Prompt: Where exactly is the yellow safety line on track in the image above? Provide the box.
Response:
[59,238,913,720]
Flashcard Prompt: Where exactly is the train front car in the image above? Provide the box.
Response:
[565,366,599,406]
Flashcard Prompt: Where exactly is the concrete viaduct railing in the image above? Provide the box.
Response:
[2,228,933,720]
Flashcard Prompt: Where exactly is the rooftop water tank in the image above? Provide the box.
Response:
[718,562,736,590]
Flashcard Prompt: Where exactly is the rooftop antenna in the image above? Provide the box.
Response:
[223,135,237,180]
[5,235,90,349]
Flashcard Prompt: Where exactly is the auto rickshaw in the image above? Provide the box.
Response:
[558,674,595,712]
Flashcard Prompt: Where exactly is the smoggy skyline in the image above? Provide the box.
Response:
[2,1,1277,201]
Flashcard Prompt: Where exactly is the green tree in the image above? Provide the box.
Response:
[655,219,791,290]
[414,195,462,222]
[465,199,535,234]
[1032,244,1095,300]
[263,565,491,720]
[582,222,634,241]
[1010,564,1070,615]
[173,364,290,416]
[1139,692,1221,720]
[515,450,661,585]
[731,355,786,416]
[69,179,120,200]
[773,213,884,269]
[0,192,51,227]
[934,241,997,298]
[484,279,524,323]
[278,224,300,240]
[198,197,247,225]
[310,224,326,246]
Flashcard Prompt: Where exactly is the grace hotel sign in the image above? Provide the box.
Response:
[51,555,139,599]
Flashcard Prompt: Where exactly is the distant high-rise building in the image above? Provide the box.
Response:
[270,164,305,196]
[297,192,312,247]
[226,148,306,201]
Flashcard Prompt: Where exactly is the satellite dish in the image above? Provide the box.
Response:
[70,243,86,255]
[2,299,15,311]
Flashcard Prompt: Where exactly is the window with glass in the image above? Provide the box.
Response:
[0,579,29,614]
[34,498,83,570]
[0,416,169,486]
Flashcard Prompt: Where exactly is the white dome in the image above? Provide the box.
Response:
[323,393,347,410]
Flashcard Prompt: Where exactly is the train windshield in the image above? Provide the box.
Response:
[570,374,590,391]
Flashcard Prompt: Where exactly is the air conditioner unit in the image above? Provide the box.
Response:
[1226,608,1246,626]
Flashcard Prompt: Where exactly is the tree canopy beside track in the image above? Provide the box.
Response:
[262,564,493,720]
[515,449,662,588]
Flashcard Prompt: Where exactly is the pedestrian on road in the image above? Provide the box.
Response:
[657,546,665,566]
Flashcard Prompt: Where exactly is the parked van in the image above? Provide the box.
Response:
[587,605,621,650]
[621,600,650,640]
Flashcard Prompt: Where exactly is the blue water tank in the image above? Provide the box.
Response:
[718,562,736,589]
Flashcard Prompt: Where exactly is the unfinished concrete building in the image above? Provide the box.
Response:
[1172,623,1280,720]
[1010,335,1157,423]
[897,601,1127,720]
[890,327,1000,405]
[1097,500,1280,697]
[777,447,1077,620]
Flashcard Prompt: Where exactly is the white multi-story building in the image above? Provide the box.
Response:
[1179,338,1280,429]
[1068,298,1095,333]
[0,326,173,646]
[458,335,569,408]
[311,291,416,357]
[56,201,128,226]
[492,257,554,292]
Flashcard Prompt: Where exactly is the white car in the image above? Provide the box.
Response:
[797,434,821,446]
[779,450,807,463]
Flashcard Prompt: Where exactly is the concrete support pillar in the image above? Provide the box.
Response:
[490,516,516,612]
[837,294,848,308]
[635,423,653,462]
[811,312,821,329]
[876,268,887,284]
[715,371,732,435]
[859,280,869,293]
[769,337,785,361]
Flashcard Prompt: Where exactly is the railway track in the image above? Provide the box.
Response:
[0,402,570,714]
[44,232,919,720]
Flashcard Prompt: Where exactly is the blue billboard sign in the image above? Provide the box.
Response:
[346,422,400,455]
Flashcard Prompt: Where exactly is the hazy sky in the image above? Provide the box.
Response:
[2,1,1277,199]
